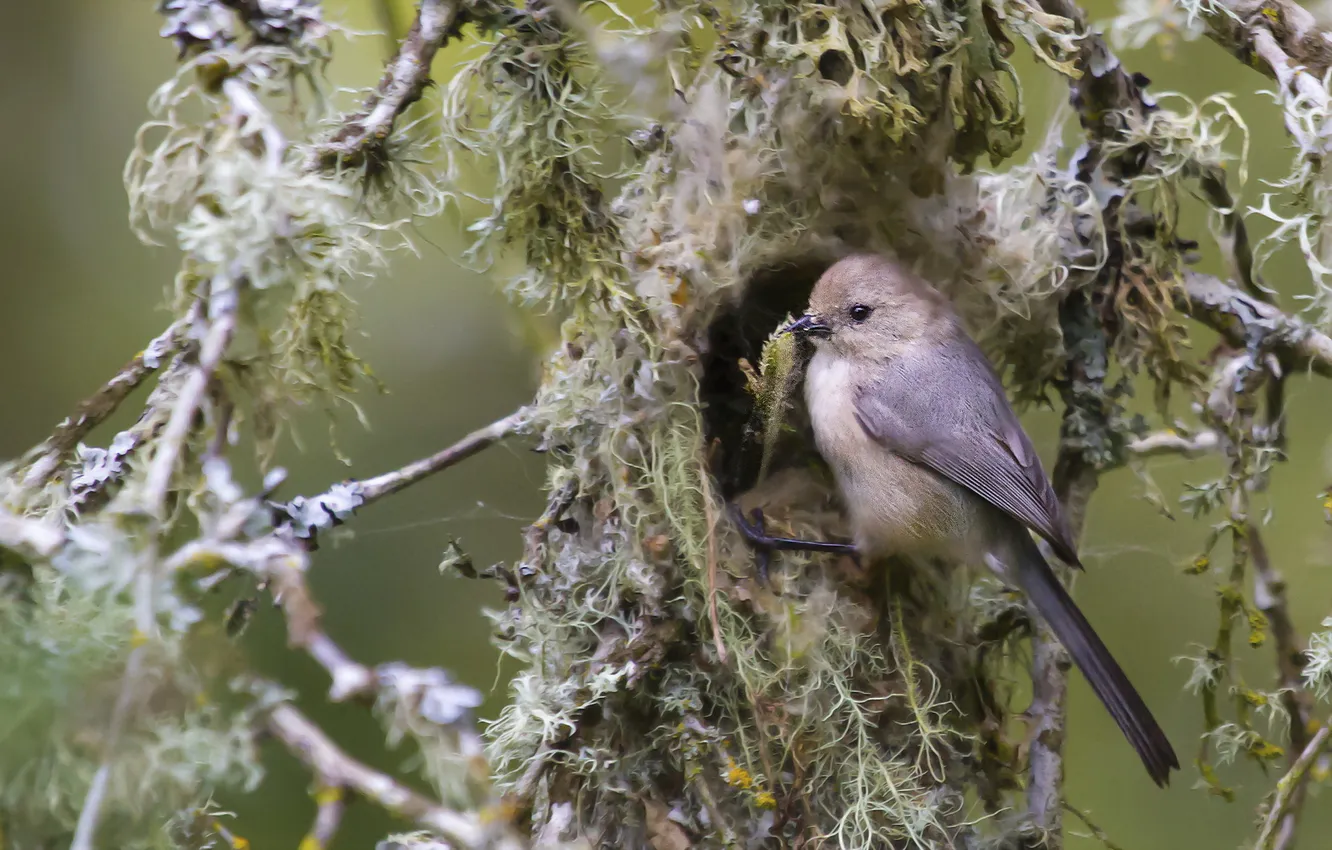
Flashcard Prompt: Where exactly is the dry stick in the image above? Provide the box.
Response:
[267,703,490,846]
[138,285,239,638]
[1198,167,1265,302]
[357,409,528,502]
[1255,724,1332,850]
[308,0,468,171]
[21,317,187,489]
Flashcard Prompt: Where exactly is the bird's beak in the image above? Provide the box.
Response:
[783,313,832,339]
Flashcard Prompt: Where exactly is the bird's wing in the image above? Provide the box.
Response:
[852,332,1081,566]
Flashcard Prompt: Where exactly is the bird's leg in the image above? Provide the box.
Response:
[728,505,859,584]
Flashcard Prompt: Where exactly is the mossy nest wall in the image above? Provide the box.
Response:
[441,0,1213,845]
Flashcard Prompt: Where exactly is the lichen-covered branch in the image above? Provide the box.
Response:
[267,704,506,848]
[308,0,469,171]
[1200,0,1332,92]
[1249,524,1315,850]
[1181,271,1332,377]
[1128,428,1223,458]
[273,408,527,541]
[1254,723,1332,850]
[20,318,186,489]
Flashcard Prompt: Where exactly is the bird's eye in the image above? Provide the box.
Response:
[849,304,873,322]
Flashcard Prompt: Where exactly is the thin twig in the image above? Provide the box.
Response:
[267,548,378,701]
[308,0,469,171]
[70,645,148,850]
[21,318,186,489]
[1198,166,1264,302]
[267,703,491,846]
[1062,801,1126,850]
[1128,429,1224,458]
[1250,523,1315,850]
[136,283,239,637]
[302,781,348,850]
[276,409,528,542]
[358,409,528,502]
[1255,724,1332,850]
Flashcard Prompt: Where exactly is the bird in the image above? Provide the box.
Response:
[733,251,1179,786]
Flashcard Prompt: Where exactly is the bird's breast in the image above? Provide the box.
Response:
[804,351,977,559]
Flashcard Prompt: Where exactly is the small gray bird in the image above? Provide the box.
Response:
[739,252,1179,786]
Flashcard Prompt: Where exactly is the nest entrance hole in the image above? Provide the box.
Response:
[700,257,837,500]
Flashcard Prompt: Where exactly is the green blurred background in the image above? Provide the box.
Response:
[1,1,1330,847]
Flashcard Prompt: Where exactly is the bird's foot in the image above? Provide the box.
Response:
[727,503,860,585]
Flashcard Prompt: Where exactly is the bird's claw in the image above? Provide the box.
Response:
[728,503,774,586]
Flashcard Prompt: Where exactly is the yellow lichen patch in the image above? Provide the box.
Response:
[723,756,754,790]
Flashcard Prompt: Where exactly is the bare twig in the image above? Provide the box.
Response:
[277,409,528,541]
[1062,801,1126,850]
[20,318,186,489]
[267,703,494,847]
[267,548,378,701]
[1128,429,1224,458]
[1181,272,1332,378]
[1255,723,1332,850]
[308,0,469,171]
[359,409,528,502]
[1198,167,1264,302]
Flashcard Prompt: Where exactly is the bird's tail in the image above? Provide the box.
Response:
[1009,534,1180,786]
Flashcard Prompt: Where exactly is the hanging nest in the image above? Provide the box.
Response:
[434,0,1236,845]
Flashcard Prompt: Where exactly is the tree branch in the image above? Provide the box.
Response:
[1181,271,1332,378]
[359,409,528,501]
[1255,723,1332,850]
[267,547,379,701]
[1201,0,1332,99]
[1127,429,1223,458]
[1249,524,1315,850]
[302,781,348,850]
[275,408,528,540]
[267,703,493,847]
[20,318,186,489]
[1028,0,1155,834]
[142,284,240,515]
[308,0,469,171]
